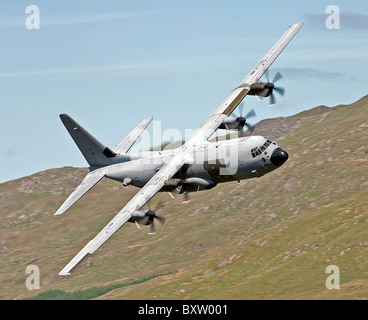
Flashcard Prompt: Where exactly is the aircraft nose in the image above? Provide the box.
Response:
[270,147,289,166]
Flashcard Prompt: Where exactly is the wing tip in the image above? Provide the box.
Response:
[54,209,64,216]
[58,271,71,277]
[291,22,304,28]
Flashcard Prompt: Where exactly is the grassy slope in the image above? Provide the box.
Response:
[1,96,368,300]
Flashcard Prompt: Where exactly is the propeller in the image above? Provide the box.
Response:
[168,179,191,204]
[264,70,285,106]
[136,201,166,235]
[232,102,256,135]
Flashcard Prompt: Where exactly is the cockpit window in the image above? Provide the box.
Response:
[251,147,261,158]
[251,139,272,158]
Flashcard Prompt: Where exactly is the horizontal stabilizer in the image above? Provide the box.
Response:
[54,167,106,216]
[113,117,152,154]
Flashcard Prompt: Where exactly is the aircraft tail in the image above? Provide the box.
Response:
[60,114,129,168]
[56,114,152,216]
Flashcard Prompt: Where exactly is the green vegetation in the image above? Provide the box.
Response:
[24,273,168,300]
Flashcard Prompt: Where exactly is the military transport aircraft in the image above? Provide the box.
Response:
[55,22,303,276]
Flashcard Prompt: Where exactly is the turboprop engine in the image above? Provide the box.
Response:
[128,209,166,234]
[247,71,285,106]
[218,102,256,132]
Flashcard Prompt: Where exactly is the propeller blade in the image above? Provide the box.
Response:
[244,109,256,119]
[261,70,285,106]
[169,185,182,198]
[272,71,283,83]
[269,94,276,106]
[274,86,285,96]
[135,221,142,230]
[269,93,276,106]
[238,102,244,117]
[148,221,156,235]
[245,123,255,135]
[231,102,244,118]
[155,215,166,226]
[182,192,190,204]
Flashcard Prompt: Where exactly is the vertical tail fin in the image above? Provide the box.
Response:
[60,114,128,167]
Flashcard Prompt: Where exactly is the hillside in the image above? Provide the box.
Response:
[1,95,368,300]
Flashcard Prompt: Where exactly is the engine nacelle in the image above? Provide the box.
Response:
[128,210,154,225]
[248,82,274,97]
[185,177,217,189]
[218,116,245,131]
[164,177,217,192]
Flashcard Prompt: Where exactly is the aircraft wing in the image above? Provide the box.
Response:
[58,151,187,276]
[185,22,303,146]
[58,23,303,276]
[54,167,107,216]
[113,117,153,154]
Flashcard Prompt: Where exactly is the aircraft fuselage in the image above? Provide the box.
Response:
[104,135,288,192]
